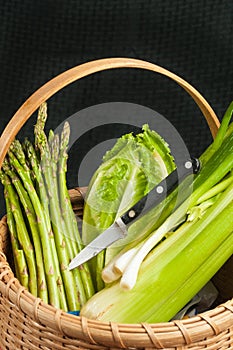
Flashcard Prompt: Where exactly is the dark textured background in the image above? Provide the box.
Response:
[0,0,232,215]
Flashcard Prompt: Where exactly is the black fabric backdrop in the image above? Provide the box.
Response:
[0,0,232,216]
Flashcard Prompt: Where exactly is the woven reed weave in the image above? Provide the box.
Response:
[0,58,233,350]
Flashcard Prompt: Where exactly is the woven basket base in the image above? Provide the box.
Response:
[0,189,233,350]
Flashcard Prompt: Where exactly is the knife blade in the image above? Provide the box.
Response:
[68,219,127,269]
[68,157,200,270]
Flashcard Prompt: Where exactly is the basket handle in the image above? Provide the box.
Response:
[0,57,220,168]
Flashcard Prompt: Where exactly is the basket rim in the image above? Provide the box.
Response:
[1,211,233,349]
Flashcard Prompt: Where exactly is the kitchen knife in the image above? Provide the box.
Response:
[68,157,200,270]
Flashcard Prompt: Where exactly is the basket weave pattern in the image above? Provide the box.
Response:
[0,58,232,349]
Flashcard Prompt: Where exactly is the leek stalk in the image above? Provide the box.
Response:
[81,180,233,323]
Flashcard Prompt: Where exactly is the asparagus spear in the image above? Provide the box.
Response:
[9,139,30,173]
[3,183,29,289]
[57,122,95,300]
[49,130,75,261]
[57,123,83,250]
[0,172,37,296]
[23,138,50,222]
[34,102,47,151]
[23,138,68,310]
[3,159,48,302]
[34,107,80,311]
[49,129,87,305]
[34,105,68,309]
[7,149,61,308]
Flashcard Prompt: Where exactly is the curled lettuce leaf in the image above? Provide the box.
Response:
[82,124,175,245]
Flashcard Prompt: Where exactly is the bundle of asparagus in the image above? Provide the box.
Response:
[0,103,94,311]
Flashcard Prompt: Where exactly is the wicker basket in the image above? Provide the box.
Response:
[0,57,233,350]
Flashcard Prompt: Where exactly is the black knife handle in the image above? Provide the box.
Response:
[121,157,200,226]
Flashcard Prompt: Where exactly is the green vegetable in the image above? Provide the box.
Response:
[82,124,175,289]
[36,123,80,311]
[83,124,175,244]
[57,122,94,301]
[81,194,233,322]
[3,182,29,290]
[80,104,233,323]
[0,102,94,311]
[2,159,48,302]
[0,173,37,296]
[6,142,61,308]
